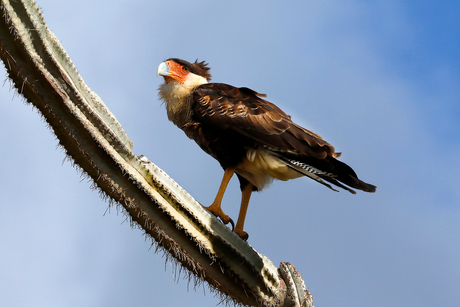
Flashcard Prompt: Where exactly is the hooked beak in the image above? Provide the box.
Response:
[157,62,170,77]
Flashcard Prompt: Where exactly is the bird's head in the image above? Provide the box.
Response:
[157,58,211,86]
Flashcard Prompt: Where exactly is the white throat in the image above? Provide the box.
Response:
[158,73,208,128]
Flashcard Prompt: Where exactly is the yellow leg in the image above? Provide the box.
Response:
[204,168,235,225]
[234,183,254,240]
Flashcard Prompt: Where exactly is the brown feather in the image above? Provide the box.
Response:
[192,83,334,159]
[187,82,376,193]
[159,58,375,193]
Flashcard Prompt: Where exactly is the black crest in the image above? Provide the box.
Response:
[166,58,212,80]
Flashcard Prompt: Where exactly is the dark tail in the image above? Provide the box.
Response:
[278,155,376,194]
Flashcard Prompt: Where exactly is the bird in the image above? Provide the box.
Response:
[157,58,376,240]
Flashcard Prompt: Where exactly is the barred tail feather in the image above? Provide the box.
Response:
[284,162,340,192]
[279,155,376,194]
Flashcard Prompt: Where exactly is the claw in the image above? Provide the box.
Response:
[228,217,235,231]
[203,204,233,227]
[234,229,249,241]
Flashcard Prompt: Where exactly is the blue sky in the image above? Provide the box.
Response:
[1,1,459,306]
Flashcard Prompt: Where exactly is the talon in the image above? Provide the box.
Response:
[204,204,231,225]
[228,218,235,231]
[234,229,249,241]
[218,213,231,225]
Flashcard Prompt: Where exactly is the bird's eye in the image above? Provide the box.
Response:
[182,66,189,72]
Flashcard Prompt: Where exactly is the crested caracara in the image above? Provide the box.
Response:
[157,58,376,240]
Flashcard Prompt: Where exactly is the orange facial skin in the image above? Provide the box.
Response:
[163,60,189,83]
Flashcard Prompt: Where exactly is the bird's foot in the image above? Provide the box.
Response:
[203,203,249,240]
[234,228,249,241]
[204,204,234,230]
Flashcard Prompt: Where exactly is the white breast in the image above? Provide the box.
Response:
[158,73,208,128]
[235,148,303,190]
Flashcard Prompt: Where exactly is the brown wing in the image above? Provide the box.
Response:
[192,83,337,159]
[192,83,376,193]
